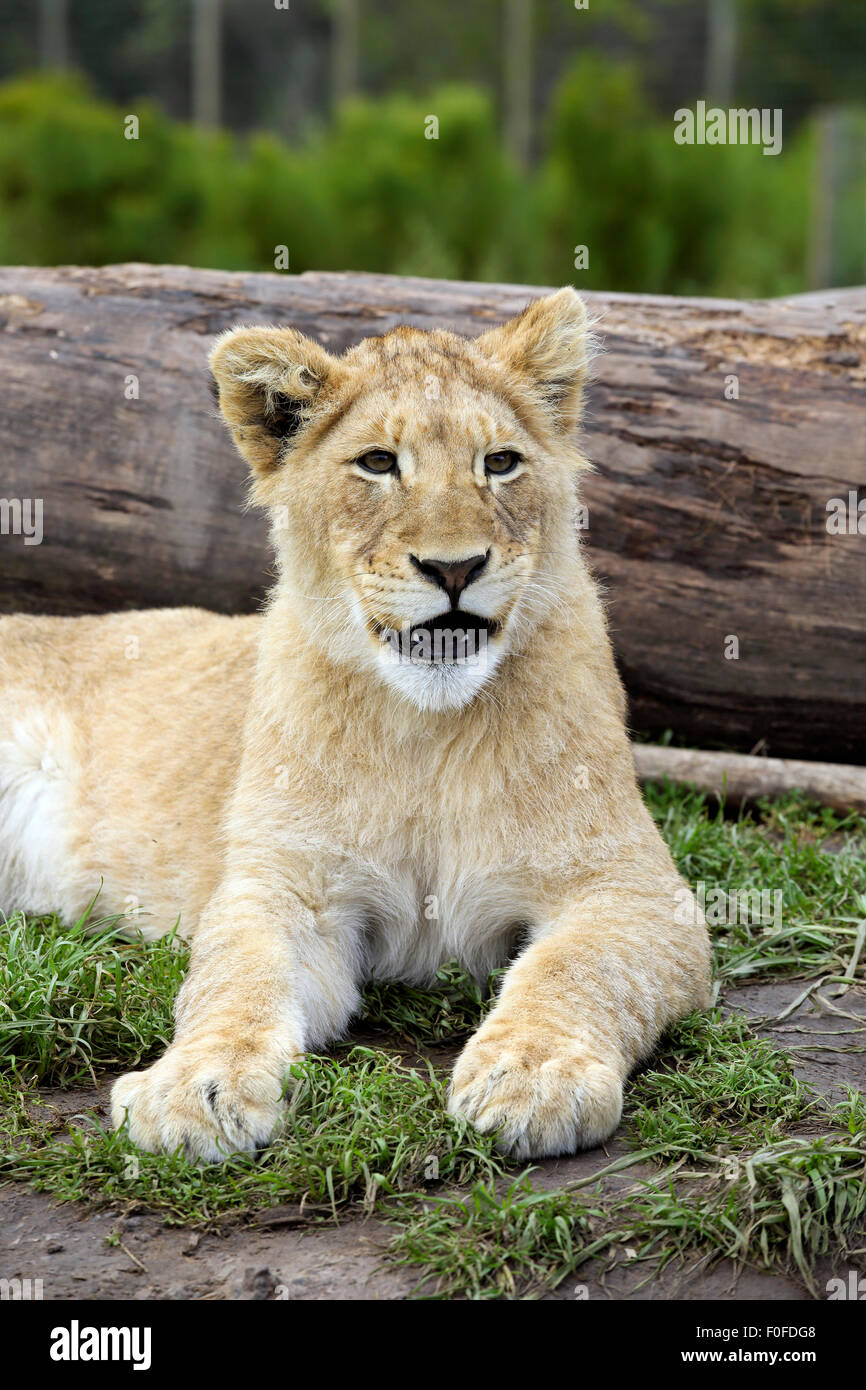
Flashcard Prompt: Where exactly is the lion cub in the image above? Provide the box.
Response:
[0,289,711,1159]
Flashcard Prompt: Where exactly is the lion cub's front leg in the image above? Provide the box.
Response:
[449,867,711,1158]
[111,884,358,1160]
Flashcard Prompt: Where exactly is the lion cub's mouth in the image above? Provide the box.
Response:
[374,611,502,665]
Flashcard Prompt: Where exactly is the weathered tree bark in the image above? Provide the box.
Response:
[633,745,866,816]
[0,264,864,761]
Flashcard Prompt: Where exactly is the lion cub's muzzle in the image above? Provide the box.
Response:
[390,550,499,665]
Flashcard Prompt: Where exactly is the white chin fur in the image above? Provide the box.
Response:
[374,642,504,712]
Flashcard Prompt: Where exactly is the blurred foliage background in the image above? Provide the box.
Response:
[0,0,862,295]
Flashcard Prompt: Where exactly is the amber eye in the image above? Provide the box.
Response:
[356,449,398,475]
[484,450,521,477]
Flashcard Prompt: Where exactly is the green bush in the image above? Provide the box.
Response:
[0,65,858,296]
[539,55,813,296]
[308,86,532,281]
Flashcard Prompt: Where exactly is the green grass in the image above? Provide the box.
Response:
[387,1092,866,1299]
[616,1121,866,1293]
[645,783,866,984]
[386,1014,861,1298]
[0,1048,504,1226]
[360,960,499,1045]
[1,780,864,1297]
[0,906,186,1085]
[629,1009,814,1159]
[389,1176,605,1300]
[617,1018,866,1295]
[386,1124,866,1299]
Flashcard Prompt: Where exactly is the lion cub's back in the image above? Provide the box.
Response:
[0,604,259,676]
[0,607,261,935]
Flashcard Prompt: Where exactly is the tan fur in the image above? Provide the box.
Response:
[0,289,711,1160]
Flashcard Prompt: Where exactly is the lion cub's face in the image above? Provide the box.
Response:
[211,289,592,712]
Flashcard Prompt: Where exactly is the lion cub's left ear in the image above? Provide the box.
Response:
[209,326,345,476]
[475,287,594,433]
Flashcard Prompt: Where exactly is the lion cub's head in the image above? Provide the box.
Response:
[210,288,593,712]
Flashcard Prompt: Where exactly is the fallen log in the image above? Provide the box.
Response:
[0,264,864,761]
[633,744,866,816]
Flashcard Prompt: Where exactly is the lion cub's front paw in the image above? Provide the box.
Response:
[448,1027,623,1159]
[111,1037,296,1162]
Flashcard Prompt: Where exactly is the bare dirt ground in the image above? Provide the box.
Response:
[2,981,864,1301]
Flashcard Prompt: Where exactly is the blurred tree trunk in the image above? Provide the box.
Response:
[332,0,360,107]
[704,0,737,106]
[39,0,69,70]
[504,0,532,169]
[809,109,837,289]
[806,108,865,289]
[192,0,222,128]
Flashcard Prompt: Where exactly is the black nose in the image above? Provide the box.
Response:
[410,551,489,606]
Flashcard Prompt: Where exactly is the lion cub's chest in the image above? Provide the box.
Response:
[304,747,559,982]
[346,854,532,985]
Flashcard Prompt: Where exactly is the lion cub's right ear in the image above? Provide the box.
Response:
[209,326,344,476]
